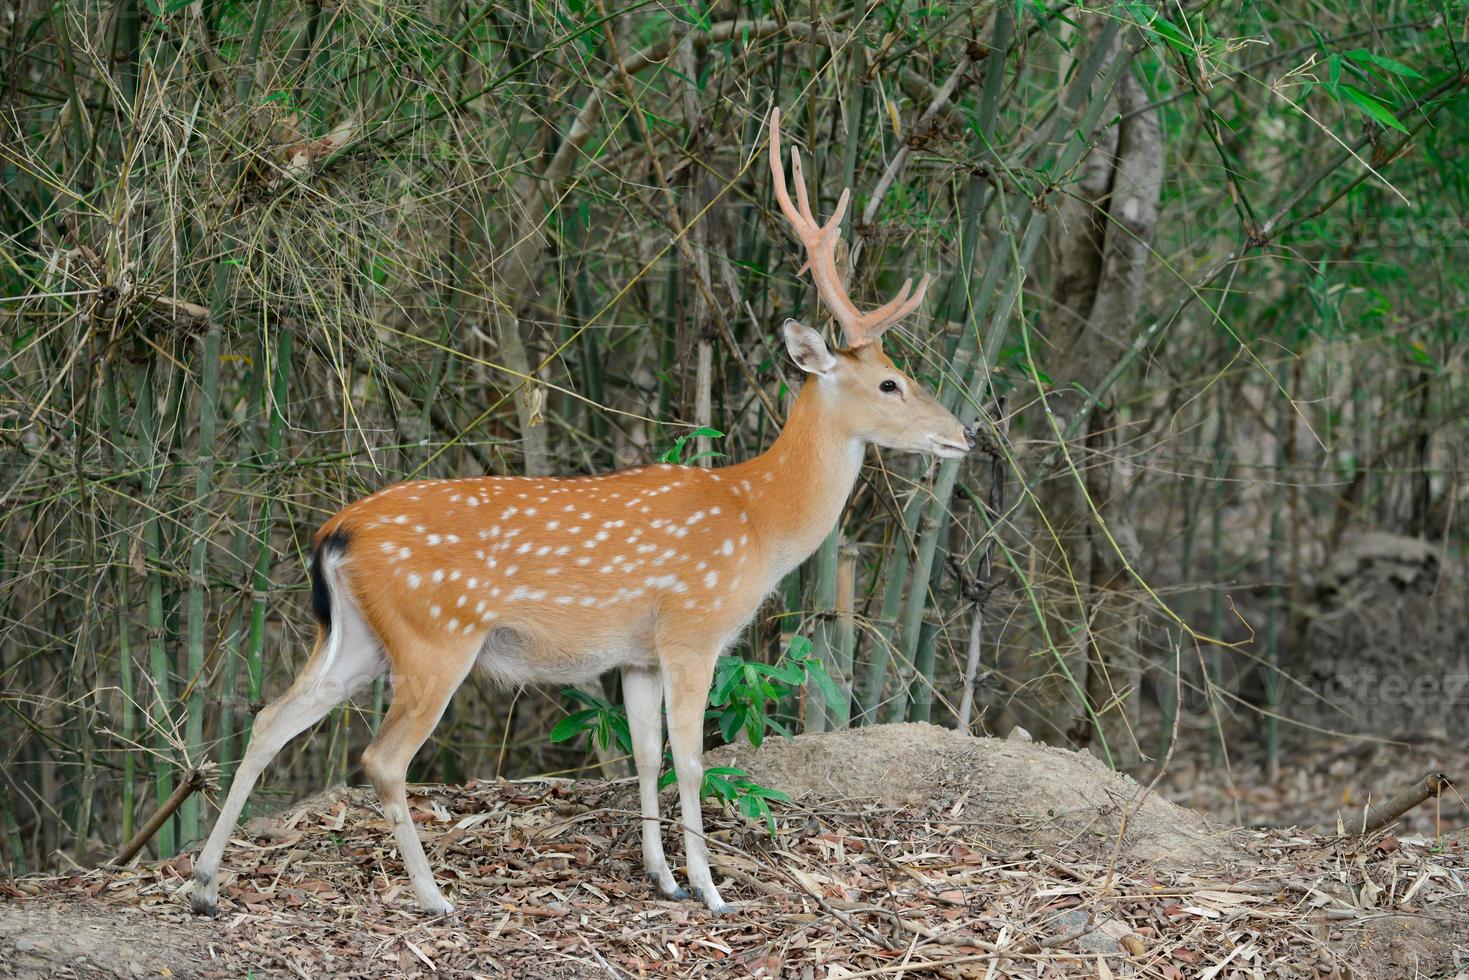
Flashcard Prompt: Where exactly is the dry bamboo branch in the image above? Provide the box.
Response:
[109,767,208,867]
[1358,771,1453,835]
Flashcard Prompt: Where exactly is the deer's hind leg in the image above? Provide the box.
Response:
[360,640,477,916]
[190,601,384,914]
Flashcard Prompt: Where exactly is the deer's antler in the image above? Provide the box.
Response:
[769,107,930,349]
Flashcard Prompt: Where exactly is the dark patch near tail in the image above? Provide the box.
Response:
[310,529,352,631]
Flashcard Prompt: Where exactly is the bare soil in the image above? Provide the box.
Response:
[1,724,1464,978]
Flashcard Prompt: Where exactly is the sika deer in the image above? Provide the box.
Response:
[190,107,974,917]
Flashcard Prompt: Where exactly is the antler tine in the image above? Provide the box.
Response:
[789,146,818,227]
[865,273,933,334]
[768,108,812,235]
[768,106,930,349]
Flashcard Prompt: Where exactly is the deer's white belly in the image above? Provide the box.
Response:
[475,623,655,686]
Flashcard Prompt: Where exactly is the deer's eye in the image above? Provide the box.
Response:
[879,379,900,394]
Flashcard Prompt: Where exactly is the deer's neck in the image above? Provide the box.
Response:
[732,379,864,579]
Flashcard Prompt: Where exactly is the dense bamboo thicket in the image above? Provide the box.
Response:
[2,0,1466,873]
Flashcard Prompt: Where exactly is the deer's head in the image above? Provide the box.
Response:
[770,108,975,460]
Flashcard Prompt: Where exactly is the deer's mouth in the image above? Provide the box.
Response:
[927,436,971,459]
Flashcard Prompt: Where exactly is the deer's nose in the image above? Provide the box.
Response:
[962,426,977,451]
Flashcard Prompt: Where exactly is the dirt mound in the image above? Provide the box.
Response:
[709,722,1243,870]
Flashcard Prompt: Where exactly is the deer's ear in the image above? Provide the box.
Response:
[782,319,837,376]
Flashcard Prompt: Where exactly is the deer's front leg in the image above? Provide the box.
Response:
[660,650,729,914]
[623,665,684,899]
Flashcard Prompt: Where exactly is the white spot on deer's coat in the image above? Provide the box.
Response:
[407,573,421,589]
[720,539,734,556]
[432,570,445,583]
[704,571,718,588]
[429,604,441,619]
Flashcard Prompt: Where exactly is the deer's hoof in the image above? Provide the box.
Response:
[188,876,219,917]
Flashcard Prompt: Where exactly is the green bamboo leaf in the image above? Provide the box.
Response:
[806,658,845,711]
[549,708,598,742]
[1345,49,1423,79]
[1339,84,1408,133]
[719,706,744,743]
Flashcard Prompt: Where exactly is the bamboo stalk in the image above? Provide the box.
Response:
[856,518,916,725]
[217,321,270,795]
[181,321,221,846]
[808,527,841,733]
[246,330,294,733]
[103,362,137,846]
[137,355,176,858]
[906,620,942,723]
[956,601,984,731]
[1265,396,1286,779]
[1208,396,1229,765]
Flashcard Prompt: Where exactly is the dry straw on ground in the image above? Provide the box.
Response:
[2,725,1464,978]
